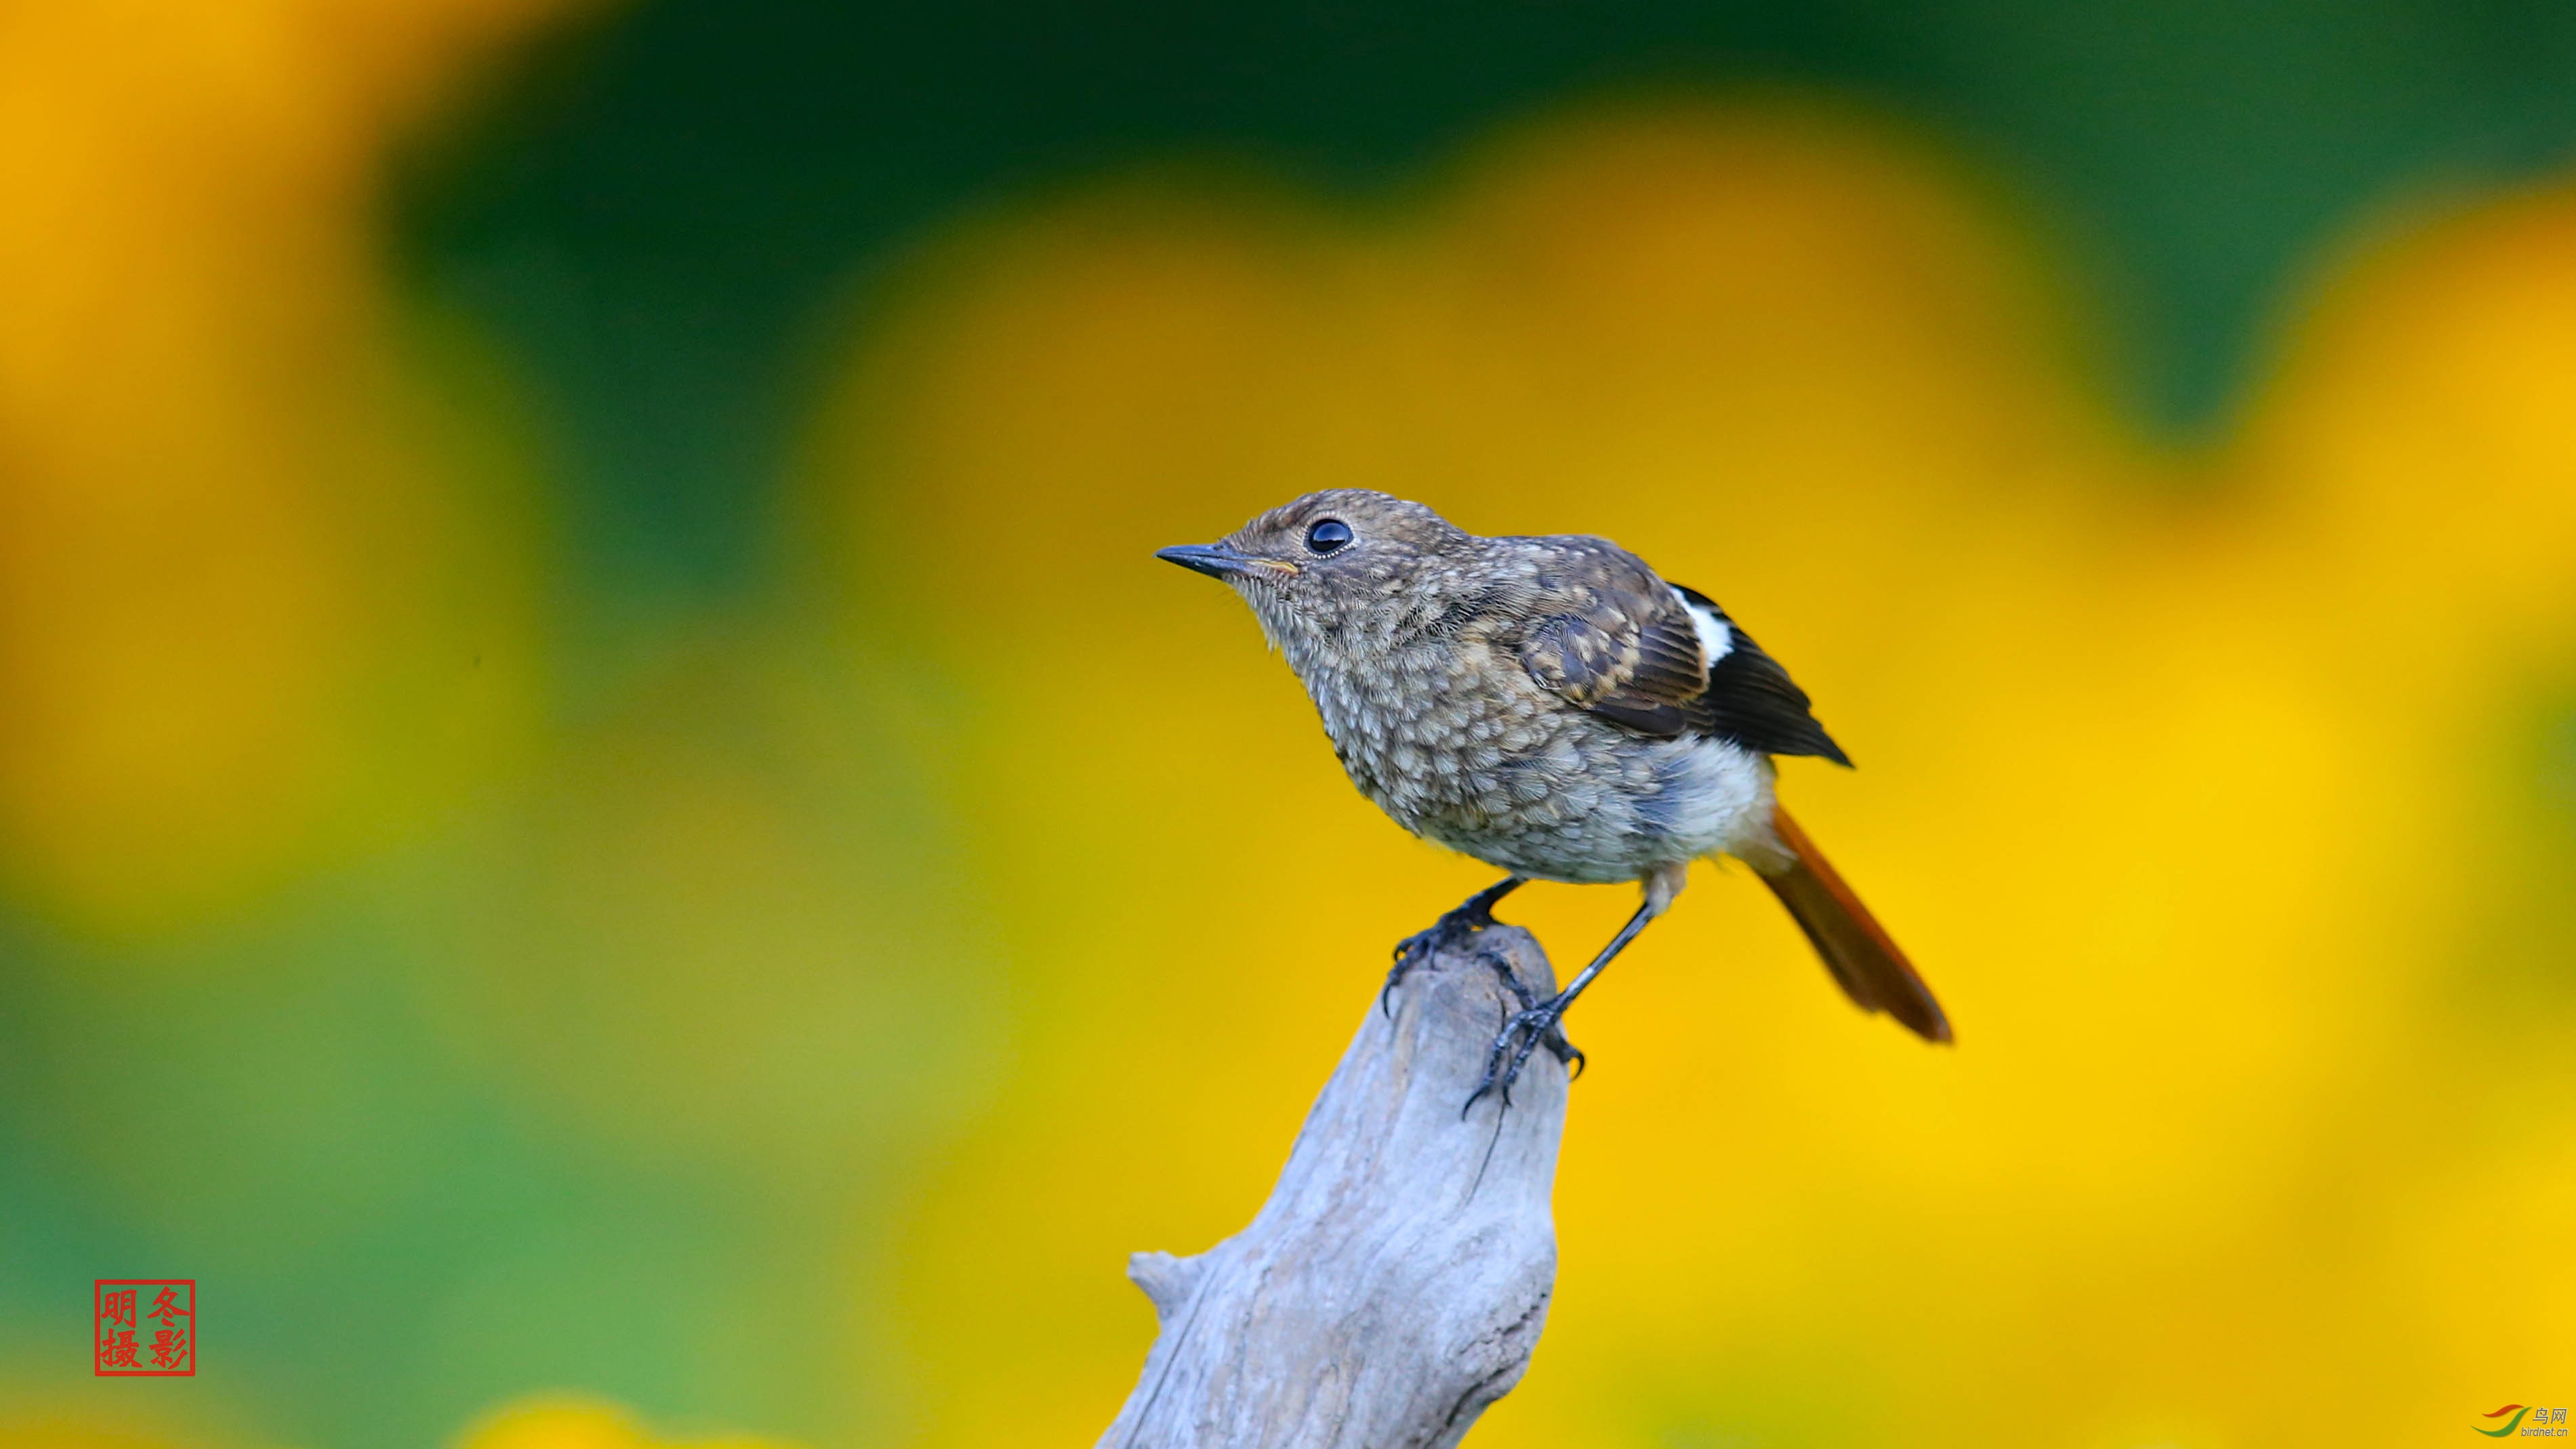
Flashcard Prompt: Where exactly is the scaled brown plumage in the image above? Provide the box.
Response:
[1159,489,1948,1105]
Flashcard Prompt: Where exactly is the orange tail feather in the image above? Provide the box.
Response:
[1755,804,1952,1044]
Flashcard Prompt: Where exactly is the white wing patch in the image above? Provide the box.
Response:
[1673,588,1734,670]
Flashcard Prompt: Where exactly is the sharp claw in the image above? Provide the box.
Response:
[1382,931,1433,1020]
[1379,960,1400,1016]
[1476,948,1535,1008]
[1459,992,1519,1116]
[1460,992,1582,1115]
[1383,898,1507,1019]
[1505,1024,1545,1093]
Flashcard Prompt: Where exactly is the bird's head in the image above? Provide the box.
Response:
[1156,489,1469,656]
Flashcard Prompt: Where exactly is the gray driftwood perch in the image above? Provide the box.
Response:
[1099,925,1569,1448]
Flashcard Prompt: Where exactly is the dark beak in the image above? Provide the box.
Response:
[1156,543,1285,581]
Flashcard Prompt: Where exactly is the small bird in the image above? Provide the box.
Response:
[1158,489,1949,1107]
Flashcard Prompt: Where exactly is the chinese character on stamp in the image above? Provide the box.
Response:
[96,1280,192,1376]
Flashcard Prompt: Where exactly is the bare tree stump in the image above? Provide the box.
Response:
[1098,925,1569,1448]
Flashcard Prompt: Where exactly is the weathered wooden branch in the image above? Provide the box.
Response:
[1098,925,1569,1449]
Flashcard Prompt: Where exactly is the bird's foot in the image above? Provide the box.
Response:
[1460,962,1583,1115]
[1383,898,1507,1017]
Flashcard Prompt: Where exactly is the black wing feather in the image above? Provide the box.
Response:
[1513,560,1853,766]
[1672,584,1852,766]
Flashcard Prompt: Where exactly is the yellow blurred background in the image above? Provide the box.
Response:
[2,3,2571,1448]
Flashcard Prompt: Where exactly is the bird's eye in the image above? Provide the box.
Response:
[1305,518,1353,554]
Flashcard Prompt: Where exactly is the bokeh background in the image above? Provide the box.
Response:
[5,2,2575,1446]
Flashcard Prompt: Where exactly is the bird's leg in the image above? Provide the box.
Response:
[1383,874,1527,1017]
[1473,947,1587,1080]
[1464,862,1685,1114]
[1461,901,1652,1112]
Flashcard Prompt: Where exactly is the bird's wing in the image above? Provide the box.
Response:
[1515,564,1717,741]
[1670,584,1851,765]
[1517,566,1852,764]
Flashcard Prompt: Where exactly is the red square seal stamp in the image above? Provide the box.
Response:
[95,1280,193,1376]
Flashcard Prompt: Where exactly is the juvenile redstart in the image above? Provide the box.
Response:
[1159,489,1949,1107]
